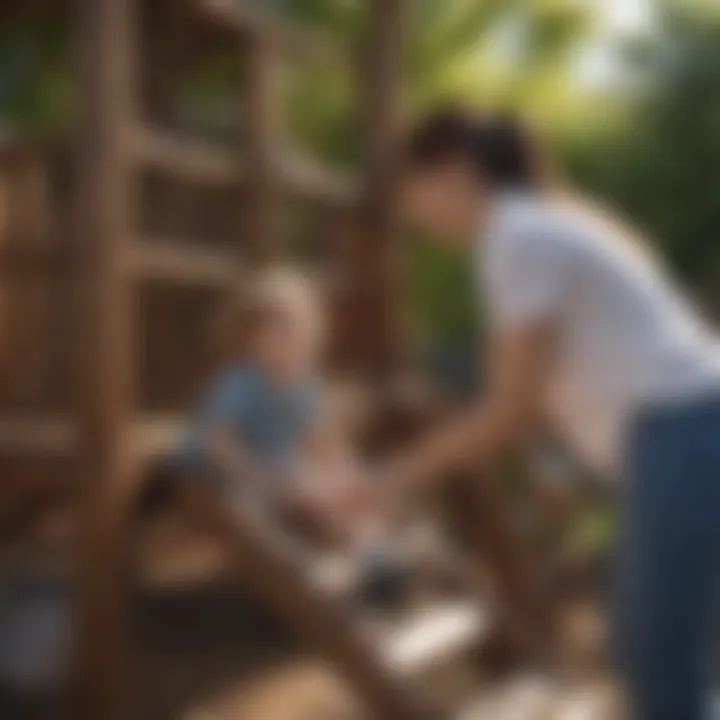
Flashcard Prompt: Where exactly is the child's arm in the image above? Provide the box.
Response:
[296,419,391,530]
[302,420,350,465]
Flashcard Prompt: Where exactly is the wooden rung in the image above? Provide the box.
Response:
[126,240,241,286]
[132,124,358,204]
[0,416,78,455]
[279,151,359,205]
[130,415,188,464]
[130,125,242,185]
[381,600,491,680]
[197,0,342,64]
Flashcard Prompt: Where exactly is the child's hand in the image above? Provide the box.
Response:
[329,472,383,514]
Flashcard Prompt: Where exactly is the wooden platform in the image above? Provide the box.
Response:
[176,665,620,720]
[182,663,363,720]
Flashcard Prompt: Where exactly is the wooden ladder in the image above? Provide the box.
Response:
[69,1,410,718]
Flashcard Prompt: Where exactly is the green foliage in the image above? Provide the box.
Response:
[408,0,514,107]
[0,21,74,136]
[409,237,478,343]
[562,3,720,291]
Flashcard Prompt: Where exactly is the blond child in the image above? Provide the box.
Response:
[174,271,396,573]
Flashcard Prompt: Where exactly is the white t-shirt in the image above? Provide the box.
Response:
[479,192,720,472]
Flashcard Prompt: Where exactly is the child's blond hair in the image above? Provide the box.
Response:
[215,268,323,359]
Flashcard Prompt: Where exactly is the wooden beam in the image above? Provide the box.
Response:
[126,240,241,286]
[197,0,343,65]
[340,0,405,380]
[73,1,138,718]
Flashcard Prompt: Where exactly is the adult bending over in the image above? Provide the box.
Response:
[388,106,720,719]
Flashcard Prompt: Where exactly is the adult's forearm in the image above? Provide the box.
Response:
[397,404,522,491]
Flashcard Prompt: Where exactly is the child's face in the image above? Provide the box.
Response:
[252,311,322,380]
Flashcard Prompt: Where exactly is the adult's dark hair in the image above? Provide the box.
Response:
[404,106,549,191]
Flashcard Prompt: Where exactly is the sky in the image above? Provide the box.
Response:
[578,0,655,86]
[603,0,653,33]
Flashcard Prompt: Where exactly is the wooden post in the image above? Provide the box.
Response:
[74,1,138,718]
[355,0,405,381]
[244,29,281,266]
[141,0,185,129]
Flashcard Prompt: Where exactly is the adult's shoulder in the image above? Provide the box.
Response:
[488,193,583,270]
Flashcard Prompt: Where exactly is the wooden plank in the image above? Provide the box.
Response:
[131,125,241,185]
[126,240,241,286]
[73,0,138,718]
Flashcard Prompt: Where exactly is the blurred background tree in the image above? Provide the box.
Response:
[564,2,720,302]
